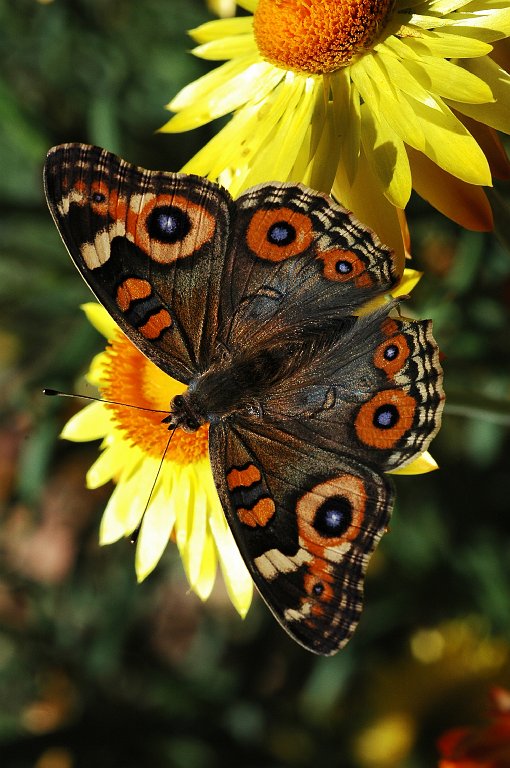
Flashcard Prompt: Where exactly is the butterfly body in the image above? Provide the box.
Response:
[44,144,444,655]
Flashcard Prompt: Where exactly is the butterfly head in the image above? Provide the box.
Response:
[163,393,203,433]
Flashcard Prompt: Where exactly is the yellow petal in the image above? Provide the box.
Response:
[331,68,360,185]
[193,532,217,601]
[60,400,111,442]
[185,475,208,587]
[360,103,412,208]
[394,268,423,297]
[450,7,510,39]
[418,0,475,13]
[206,0,238,17]
[404,55,494,104]
[290,79,327,186]
[135,480,176,581]
[237,0,256,11]
[458,116,510,180]
[398,27,493,57]
[186,74,297,183]
[407,145,493,230]
[166,55,255,112]
[85,350,109,387]
[99,483,134,545]
[99,461,154,544]
[164,59,282,132]
[450,56,510,133]
[86,438,138,489]
[390,451,439,474]
[180,103,256,177]
[173,466,192,551]
[350,56,426,152]
[357,267,421,316]
[239,75,318,190]
[189,16,253,43]
[406,13,462,29]
[190,470,223,599]
[407,95,492,185]
[303,101,342,193]
[377,34,421,61]
[209,506,253,618]
[193,35,257,61]
[81,302,117,339]
[376,48,439,106]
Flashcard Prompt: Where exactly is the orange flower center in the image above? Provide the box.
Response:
[253,0,394,74]
[100,332,209,465]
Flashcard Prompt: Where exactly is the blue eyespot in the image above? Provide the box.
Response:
[384,344,398,360]
[267,221,295,246]
[313,496,352,538]
[147,205,191,243]
[373,403,399,429]
[335,260,353,274]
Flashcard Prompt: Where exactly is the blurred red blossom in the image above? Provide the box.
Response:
[438,688,510,768]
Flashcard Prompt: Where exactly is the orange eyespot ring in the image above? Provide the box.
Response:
[374,334,410,378]
[245,207,314,261]
[296,474,367,556]
[130,194,216,263]
[316,248,372,286]
[355,390,416,449]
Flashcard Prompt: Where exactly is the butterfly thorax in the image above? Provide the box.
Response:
[165,340,304,432]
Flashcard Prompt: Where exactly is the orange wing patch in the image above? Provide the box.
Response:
[295,474,369,618]
[227,464,262,491]
[227,462,276,528]
[138,309,173,340]
[237,497,276,528]
[116,278,152,312]
[296,474,367,556]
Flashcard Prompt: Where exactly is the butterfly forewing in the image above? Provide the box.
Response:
[44,144,235,382]
[219,182,401,350]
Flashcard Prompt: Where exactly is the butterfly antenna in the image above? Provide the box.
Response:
[43,387,169,414]
[44,389,177,544]
[129,429,175,545]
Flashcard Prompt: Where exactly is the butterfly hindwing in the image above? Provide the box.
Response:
[259,310,444,471]
[44,143,235,383]
[209,419,393,655]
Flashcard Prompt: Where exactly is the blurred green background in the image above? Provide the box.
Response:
[1,1,510,767]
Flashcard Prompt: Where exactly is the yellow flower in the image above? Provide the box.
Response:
[162,0,510,264]
[61,303,253,617]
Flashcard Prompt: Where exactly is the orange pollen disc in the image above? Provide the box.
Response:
[253,0,394,74]
[100,332,209,465]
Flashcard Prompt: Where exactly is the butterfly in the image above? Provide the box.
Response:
[44,143,444,656]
